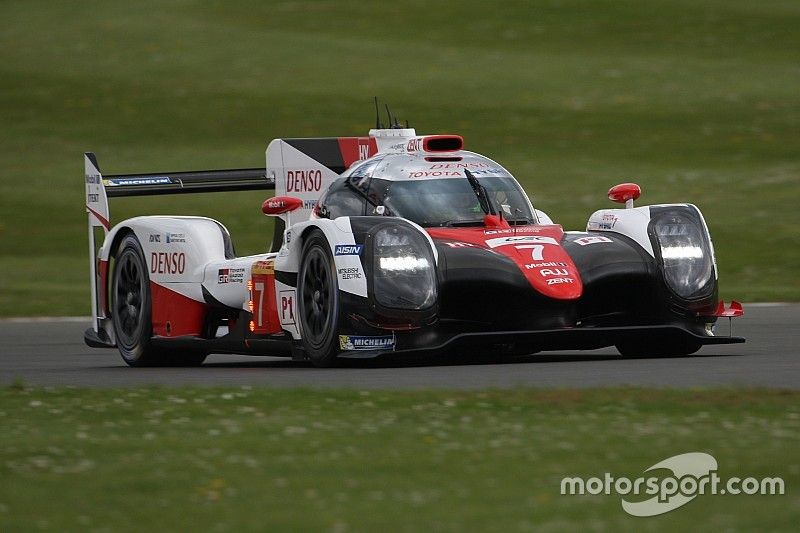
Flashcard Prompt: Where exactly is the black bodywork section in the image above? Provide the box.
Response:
[319,216,740,358]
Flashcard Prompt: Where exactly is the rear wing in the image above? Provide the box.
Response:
[84,152,274,230]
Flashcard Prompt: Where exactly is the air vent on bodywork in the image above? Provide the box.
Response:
[425,156,462,162]
[423,135,464,152]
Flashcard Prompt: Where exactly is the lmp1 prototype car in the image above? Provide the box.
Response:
[84,123,744,367]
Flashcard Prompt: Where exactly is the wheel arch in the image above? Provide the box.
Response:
[102,225,135,317]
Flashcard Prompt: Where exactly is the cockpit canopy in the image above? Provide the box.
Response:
[315,152,536,227]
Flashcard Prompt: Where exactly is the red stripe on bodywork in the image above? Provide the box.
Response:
[337,137,378,169]
[98,259,109,315]
[427,225,583,300]
[86,205,110,230]
[149,282,207,337]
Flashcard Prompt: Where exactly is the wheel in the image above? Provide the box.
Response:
[111,233,206,367]
[297,230,340,367]
[615,337,702,358]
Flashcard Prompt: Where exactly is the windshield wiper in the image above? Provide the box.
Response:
[464,169,496,216]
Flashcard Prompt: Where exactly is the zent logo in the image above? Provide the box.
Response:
[334,244,363,256]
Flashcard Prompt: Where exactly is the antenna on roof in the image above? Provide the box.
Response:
[373,97,383,129]
[384,104,393,129]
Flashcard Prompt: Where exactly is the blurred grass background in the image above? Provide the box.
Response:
[1,0,798,315]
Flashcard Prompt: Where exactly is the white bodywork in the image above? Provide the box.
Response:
[586,203,718,277]
[587,206,656,256]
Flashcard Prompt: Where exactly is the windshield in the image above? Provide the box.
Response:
[374,177,535,227]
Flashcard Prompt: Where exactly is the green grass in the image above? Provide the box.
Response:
[0,386,797,531]
[1,0,799,315]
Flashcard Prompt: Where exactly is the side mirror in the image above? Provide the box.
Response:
[608,183,641,209]
[262,196,303,216]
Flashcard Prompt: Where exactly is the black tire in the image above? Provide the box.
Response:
[111,234,206,367]
[616,337,702,358]
[297,230,340,367]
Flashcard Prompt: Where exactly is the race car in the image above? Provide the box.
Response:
[84,122,744,366]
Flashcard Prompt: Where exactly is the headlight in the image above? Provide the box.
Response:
[650,209,714,300]
[372,225,436,309]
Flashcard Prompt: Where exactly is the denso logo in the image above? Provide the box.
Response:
[286,170,322,192]
[150,252,185,275]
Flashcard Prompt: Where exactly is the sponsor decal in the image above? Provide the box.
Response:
[165,232,186,244]
[149,234,161,243]
[85,174,101,185]
[150,252,185,274]
[428,162,490,170]
[358,141,371,161]
[285,230,291,244]
[484,227,543,235]
[218,267,245,284]
[303,199,318,210]
[598,214,619,229]
[334,244,363,256]
[265,199,288,210]
[485,236,559,248]
[539,268,570,277]
[105,177,172,187]
[279,290,295,325]
[408,170,463,178]
[252,260,274,275]
[575,236,613,246]
[588,215,619,231]
[406,138,422,152]
[525,261,568,269]
[337,267,362,280]
[338,335,396,351]
[468,168,509,176]
[285,169,322,192]
[87,193,99,203]
[445,241,477,248]
[546,277,574,285]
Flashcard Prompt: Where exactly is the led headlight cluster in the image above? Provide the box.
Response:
[372,225,436,309]
[650,209,714,300]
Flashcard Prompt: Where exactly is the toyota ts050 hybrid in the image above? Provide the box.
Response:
[84,120,744,367]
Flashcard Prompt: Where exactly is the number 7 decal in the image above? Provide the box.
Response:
[515,244,544,261]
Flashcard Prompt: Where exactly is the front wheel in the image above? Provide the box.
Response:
[297,230,340,367]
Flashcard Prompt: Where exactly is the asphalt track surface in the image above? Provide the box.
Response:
[0,304,797,389]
